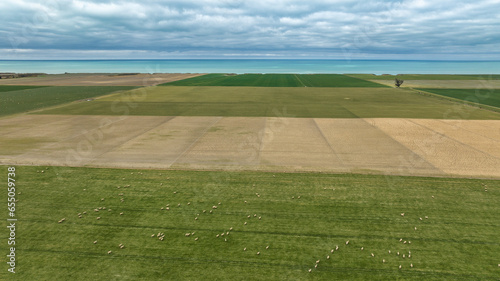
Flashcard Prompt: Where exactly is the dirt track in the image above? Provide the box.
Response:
[1,115,498,178]
[0,73,204,86]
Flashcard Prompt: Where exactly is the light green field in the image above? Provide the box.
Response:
[2,166,499,280]
[34,86,500,119]
[0,86,136,117]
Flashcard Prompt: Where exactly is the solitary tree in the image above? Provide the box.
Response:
[395,77,404,88]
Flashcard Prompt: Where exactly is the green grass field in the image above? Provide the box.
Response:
[0,85,48,92]
[348,74,500,80]
[35,86,500,119]
[0,86,136,117]
[159,73,388,87]
[418,88,500,109]
[2,166,499,280]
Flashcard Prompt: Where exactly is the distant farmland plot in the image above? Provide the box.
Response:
[348,74,500,80]
[35,86,500,119]
[5,166,500,280]
[0,85,48,92]
[419,88,500,109]
[0,86,136,116]
[159,73,388,87]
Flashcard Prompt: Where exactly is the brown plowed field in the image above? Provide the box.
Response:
[1,115,498,178]
[0,73,204,86]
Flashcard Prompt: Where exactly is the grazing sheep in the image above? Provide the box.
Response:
[411,263,413,268]
[195,238,198,241]
[298,196,301,199]
[224,239,227,242]
[401,213,404,217]
[414,227,417,231]
[308,269,312,273]
[108,251,112,254]
[247,215,251,218]
[314,264,318,268]
[266,246,269,250]
[316,260,320,264]
[216,234,219,238]
[229,227,233,231]
[383,259,385,263]
[361,247,364,251]
[399,265,401,269]
[244,222,247,225]
[403,254,405,258]
[388,250,391,254]
[151,234,155,238]
[258,217,261,220]
[186,233,191,237]
[397,252,400,256]
[120,212,123,215]
[327,256,330,259]
[94,241,97,244]
[97,217,100,220]
[187,202,191,205]
[257,252,260,255]
[336,246,339,251]
[371,253,374,257]
[83,211,86,214]
[419,217,423,221]
[331,249,334,253]
[346,240,349,245]
[244,248,246,251]
[195,217,198,220]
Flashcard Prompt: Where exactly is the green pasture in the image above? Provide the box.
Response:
[159,74,388,87]
[348,74,500,80]
[2,166,499,280]
[418,88,500,109]
[35,86,500,119]
[0,86,136,117]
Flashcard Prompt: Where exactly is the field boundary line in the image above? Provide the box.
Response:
[362,118,443,173]
[88,116,177,161]
[407,119,500,161]
[170,117,223,166]
[311,118,346,166]
[293,74,307,87]
[409,88,500,114]
[435,119,500,142]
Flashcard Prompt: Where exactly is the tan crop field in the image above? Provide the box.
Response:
[1,114,498,178]
[0,73,204,86]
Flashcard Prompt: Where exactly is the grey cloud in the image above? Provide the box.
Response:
[1,0,499,59]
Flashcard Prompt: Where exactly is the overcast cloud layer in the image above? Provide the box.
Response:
[1,0,499,59]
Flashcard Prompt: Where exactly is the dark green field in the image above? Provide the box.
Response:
[0,85,48,92]
[418,88,500,109]
[159,73,388,87]
[35,86,500,119]
[3,165,499,280]
[0,86,136,116]
[348,74,500,80]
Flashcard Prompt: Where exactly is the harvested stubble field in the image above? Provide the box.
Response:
[1,115,499,178]
[1,165,499,280]
[0,73,204,86]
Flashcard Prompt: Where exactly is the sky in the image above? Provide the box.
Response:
[0,0,499,60]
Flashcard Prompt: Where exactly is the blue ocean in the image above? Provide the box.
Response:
[1,59,500,75]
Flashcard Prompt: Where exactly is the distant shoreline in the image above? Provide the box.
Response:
[2,60,500,75]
